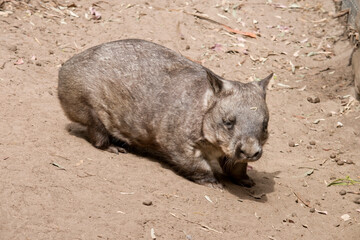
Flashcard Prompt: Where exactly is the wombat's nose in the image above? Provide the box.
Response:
[237,142,262,160]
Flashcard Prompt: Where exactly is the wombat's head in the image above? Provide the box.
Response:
[202,69,272,166]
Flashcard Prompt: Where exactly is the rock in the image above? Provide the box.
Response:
[143,200,153,206]
[309,208,315,213]
[336,122,343,128]
[339,190,346,196]
[330,153,336,159]
[8,45,17,52]
[289,141,296,147]
[354,197,360,204]
[309,140,316,145]
[313,97,320,103]
[345,160,354,164]
[337,160,345,166]
[307,96,320,103]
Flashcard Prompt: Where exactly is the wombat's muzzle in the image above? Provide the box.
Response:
[235,141,262,162]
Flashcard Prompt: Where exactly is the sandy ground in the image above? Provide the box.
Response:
[1,0,360,239]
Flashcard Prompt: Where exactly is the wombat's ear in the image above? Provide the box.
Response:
[205,69,223,94]
[257,73,273,91]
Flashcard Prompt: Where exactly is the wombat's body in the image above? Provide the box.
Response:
[58,39,272,187]
[351,47,360,100]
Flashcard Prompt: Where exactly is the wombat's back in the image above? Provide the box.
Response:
[58,39,210,150]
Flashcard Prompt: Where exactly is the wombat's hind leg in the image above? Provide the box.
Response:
[179,159,223,189]
[87,111,126,154]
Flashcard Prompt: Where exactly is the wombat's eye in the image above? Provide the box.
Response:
[222,117,236,130]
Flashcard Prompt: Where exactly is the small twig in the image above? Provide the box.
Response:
[333,9,350,18]
[187,12,257,38]
[50,162,66,170]
[320,158,328,166]
[50,153,71,161]
[170,212,223,234]
[347,191,360,195]
[292,191,311,208]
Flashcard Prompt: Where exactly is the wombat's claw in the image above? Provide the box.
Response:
[210,182,224,190]
[106,145,127,154]
[195,177,224,189]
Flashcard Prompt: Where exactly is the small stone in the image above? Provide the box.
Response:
[339,190,346,196]
[336,122,343,128]
[36,62,42,66]
[334,223,340,227]
[307,146,312,149]
[354,197,360,204]
[341,214,351,221]
[288,141,296,147]
[307,96,320,103]
[313,97,320,103]
[49,50,54,55]
[142,200,153,206]
[330,153,336,159]
[337,160,345,166]
[309,208,315,213]
[8,45,17,52]
[185,45,190,50]
[309,140,316,145]
[345,160,354,164]
[334,158,340,163]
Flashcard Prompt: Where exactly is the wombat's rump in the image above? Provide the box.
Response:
[58,39,272,187]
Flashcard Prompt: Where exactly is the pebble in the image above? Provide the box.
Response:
[313,97,320,103]
[336,122,343,128]
[307,96,320,103]
[143,200,153,206]
[337,160,345,166]
[334,223,340,227]
[288,141,296,147]
[345,160,354,164]
[8,45,17,52]
[309,208,315,213]
[330,153,336,159]
[49,50,54,55]
[354,197,360,204]
[309,140,316,145]
[339,190,346,196]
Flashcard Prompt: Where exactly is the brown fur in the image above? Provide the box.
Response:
[58,39,272,187]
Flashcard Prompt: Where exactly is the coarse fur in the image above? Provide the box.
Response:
[58,39,272,187]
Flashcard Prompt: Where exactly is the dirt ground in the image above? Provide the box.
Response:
[1,0,360,239]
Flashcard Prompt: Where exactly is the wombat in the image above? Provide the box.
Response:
[350,47,360,100]
[58,39,272,187]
